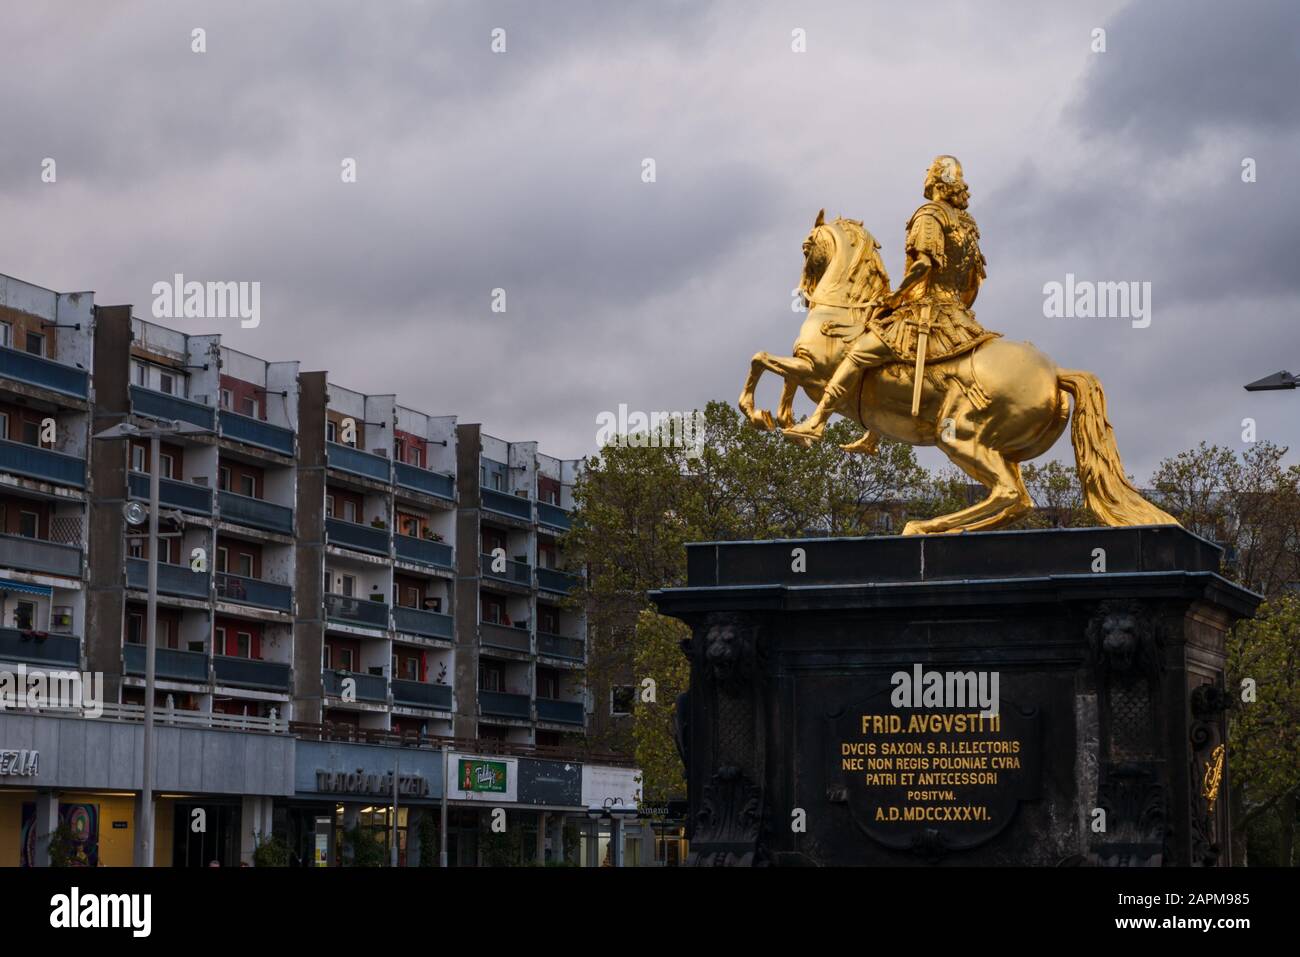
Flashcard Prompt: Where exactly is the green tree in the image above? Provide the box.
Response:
[632,609,692,803]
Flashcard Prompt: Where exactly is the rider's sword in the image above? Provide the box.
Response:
[910,302,932,417]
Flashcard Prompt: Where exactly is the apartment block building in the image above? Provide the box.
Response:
[1,277,590,740]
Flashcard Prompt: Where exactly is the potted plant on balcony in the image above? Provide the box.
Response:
[370,517,388,530]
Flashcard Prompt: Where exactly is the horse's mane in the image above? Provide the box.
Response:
[830,217,890,301]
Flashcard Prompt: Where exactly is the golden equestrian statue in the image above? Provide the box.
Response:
[737,155,1178,535]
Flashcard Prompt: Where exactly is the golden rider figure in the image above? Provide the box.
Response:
[784,155,999,440]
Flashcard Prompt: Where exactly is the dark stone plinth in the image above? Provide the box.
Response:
[650,526,1260,867]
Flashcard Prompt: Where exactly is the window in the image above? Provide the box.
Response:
[24,332,45,357]
[129,614,144,645]
[19,511,39,538]
[242,395,259,418]
[238,553,254,578]
[158,372,174,395]
[610,685,635,716]
[406,587,420,608]
[215,627,226,655]
[14,601,36,631]
[159,453,175,480]
[343,501,357,523]
[479,663,504,692]
[322,644,331,669]
[238,473,256,497]
[220,389,234,410]
[402,657,418,681]
[234,632,252,658]
[216,547,228,573]
[132,361,147,386]
[336,647,354,671]
[340,575,355,598]
[395,439,405,463]
[538,671,559,699]
[0,412,7,440]
[21,419,40,446]
[132,444,146,472]
[409,447,423,468]
[128,540,144,559]
[0,321,10,348]
[218,467,230,491]
[324,494,335,518]
[326,421,337,443]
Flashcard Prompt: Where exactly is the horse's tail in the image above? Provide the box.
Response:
[1057,370,1179,527]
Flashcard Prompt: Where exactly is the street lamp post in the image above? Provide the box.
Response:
[586,798,638,867]
[94,416,214,867]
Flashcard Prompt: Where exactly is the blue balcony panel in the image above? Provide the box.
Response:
[0,438,85,488]
[479,690,530,719]
[394,462,455,500]
[392,605,453,639]
[213,656,292,692]
[482,488,532,522]
[219,490,293,534]
[220,411,294,455]
[392,679,452,710]
[394,535,453,569]
[130,472,213,515]
[536,698,585,725]
[324,668,387,702]
[327,442,390,482]
[123,644,209,682]
[215,573,292,612]
[0,346,88,399]
[130,386,215,430]
[126,558,210,599]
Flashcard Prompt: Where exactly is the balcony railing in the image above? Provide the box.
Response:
[219,490,293,534]
[130,385,215,430]
[394,534,453,569]
[130,472,213,515]
[537,502,572,532]
[536,632,585,661]
[212,655,292,692]
[479,690,531,719]
[391,679,453,710]
[392,605,454,640]
[325,593,389,630]
[215,572,293,612]
[325,517,389,556]
[482,488,532,522]
[0,345,88,399]
[394,461,455,500]
[126,558,210,599]
[327,442,390,482]
[480,622,531,654]
[123,643,210,683]
[0,628,80,667]
[536,698,585,726]
[219,410,294,455]
[482,554,531,586]
[536,567,580,595]
[324,669,388,702]
[0,533,81,577]
[0,438,85,488]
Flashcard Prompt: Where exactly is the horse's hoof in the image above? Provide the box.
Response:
[780,429,814,448]
[840,433,880,455]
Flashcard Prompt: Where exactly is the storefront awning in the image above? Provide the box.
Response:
[0,579,53,598]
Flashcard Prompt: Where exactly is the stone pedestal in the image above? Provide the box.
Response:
[650,526,1259,866]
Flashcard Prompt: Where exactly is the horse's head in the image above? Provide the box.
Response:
[799,210,890,307]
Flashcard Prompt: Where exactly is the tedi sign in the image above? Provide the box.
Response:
[0,749,38,777]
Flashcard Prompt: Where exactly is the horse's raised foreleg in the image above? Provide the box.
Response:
[903,401,1034,534]
[776,379,798,429]
[739,352,816,430]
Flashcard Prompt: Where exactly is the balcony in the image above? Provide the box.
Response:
[0,438,85,488]
[219,410,294,455]
[327,442,390,482]
[480,622,531,654]
[479,690,530,719]
[129,386,215,430]
[482,488,532,522]
[391,679,453,710]
[324,668,388,703]
[482,554,530,587]
[536,698,585,726]
[0,345,88,399]
[123,643,209,683]
[537,502,572,532]
[537,632,585,662]
[219,490,293,535]
[392,605,454,640]
[130,472,213,516]
[394,462,454,500]
[213,655,292,692]
[126,558,210,599]
[0,533,81,578]
[394,534,453,570]
[0,628,80,667]
[325,593,389,630]
[325,517,389,556]
[215,572,293,612]
[536,567,580,595]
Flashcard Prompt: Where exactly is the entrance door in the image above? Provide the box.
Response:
[171,803,241,867]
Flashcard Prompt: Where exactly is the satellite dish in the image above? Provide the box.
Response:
[123,501,148,526]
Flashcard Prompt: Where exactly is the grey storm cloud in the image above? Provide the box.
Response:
[0,0,1296,474]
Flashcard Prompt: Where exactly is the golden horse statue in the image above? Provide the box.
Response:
[737,212,1178,535]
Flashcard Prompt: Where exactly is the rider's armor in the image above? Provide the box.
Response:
[867,199,998,362]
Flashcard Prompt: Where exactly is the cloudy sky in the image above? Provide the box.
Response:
[1,0,1297,478]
